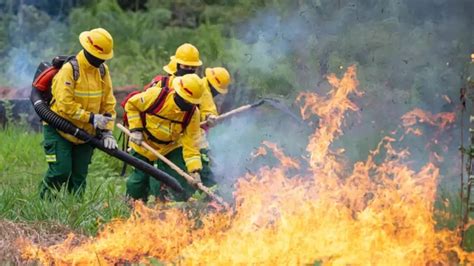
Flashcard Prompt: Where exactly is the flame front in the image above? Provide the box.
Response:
[21,66,474,265]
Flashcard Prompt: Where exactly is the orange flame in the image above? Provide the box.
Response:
[400,108,456,164]
[256,141,301,169]
[401,108,456,131]
[251,146,267,158]
[21,65,474,265]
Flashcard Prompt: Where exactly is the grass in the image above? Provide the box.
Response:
[0,125,130,236]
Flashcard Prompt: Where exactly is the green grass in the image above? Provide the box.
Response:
[0,125,130,235]
[436,187,474,251]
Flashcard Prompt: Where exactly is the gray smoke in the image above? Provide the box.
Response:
[1,4,71,89]
[208,106,311,198]
[209,0,474,195]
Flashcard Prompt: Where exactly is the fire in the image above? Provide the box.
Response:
[257,141,300,169]
[21,66,474,264]
[251,146,267,158]
[400,108,456,163]
[401,108,456,133]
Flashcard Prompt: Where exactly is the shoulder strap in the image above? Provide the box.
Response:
[68,57,106,81]
[99,64,106,78]
[161,76,169,88]
[182,106,197,130]
[69,57,80,81]
[145,87,170,115]
[142,87,195,132]
[139,87,170,130]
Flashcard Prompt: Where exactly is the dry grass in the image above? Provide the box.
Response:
[0,219,86,264]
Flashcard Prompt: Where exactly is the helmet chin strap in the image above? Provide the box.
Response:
[84,50,105,68]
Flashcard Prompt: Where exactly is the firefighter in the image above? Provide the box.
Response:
[173,43,202,76]
[40,28,117,199]
[125,74,204,202]
[200,67,231,126]
[198,67,231,186]
[163,56,177,76]
[143,43,202,89]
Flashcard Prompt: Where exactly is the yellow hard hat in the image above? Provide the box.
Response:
[163,57,177,74]
[173,73,204,104]
[174,43,202,67]
[79,28,114,60]
[205,67,231,94]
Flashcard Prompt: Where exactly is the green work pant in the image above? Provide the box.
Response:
[125,150,155,202]
[40,125,94,199]
[126,147,216,202]
[200,148,215,185]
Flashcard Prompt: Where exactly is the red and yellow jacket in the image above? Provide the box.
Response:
[125,85,202,172]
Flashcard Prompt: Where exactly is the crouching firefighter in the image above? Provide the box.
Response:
[39,28,118,199]
[124,74,204,202]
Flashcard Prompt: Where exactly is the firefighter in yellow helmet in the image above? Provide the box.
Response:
[125,74,205,202]
[198,67,231,187]
[143,43,202,90]
[163,56,177,75]
[200,67,231,125]
[173,43,202,76]
[40,28,117,199]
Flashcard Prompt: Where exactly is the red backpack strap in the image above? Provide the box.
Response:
[181,106,197,131]
[121,87,170,128]
[143,75,168,90]
[145,87,170,115]
[161,76,169,88]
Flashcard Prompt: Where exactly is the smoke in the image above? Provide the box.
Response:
[210,0,473,195]
[208,106,311,198]
[1,4,72,89]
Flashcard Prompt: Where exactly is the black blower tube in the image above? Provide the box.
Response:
[30,88,184,193]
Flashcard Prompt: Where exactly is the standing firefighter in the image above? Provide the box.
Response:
[40,28,117,199]
[143,43,202,90]
[173,43,201,76]
[200,67,231,125]
[199,67,232,185]
[125,74,204,202]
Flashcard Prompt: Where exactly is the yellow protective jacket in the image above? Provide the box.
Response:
[125,85,202,172]
[50,50,116,144]
[199,78,219,121]
[198,78,220,149]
